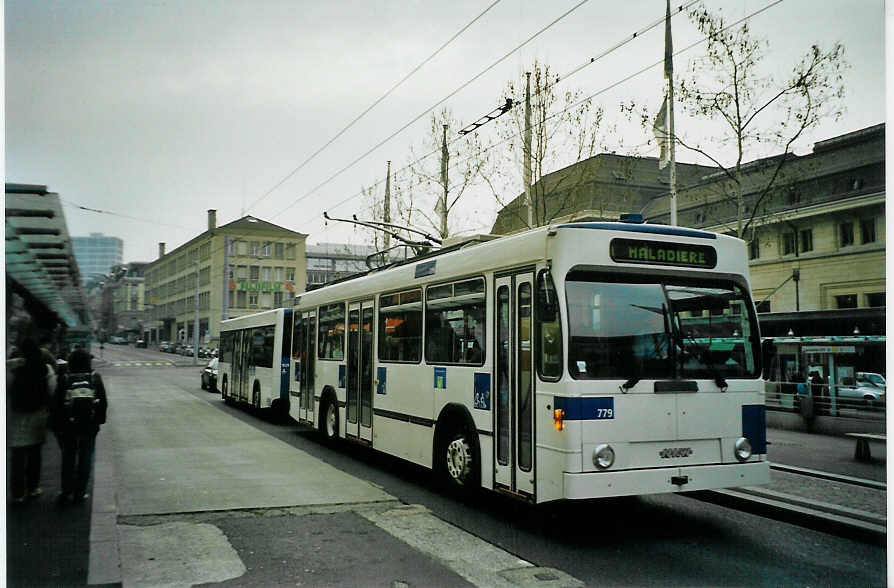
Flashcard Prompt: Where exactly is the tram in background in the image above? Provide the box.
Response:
[218,308,293,415]
[284,217,770,503]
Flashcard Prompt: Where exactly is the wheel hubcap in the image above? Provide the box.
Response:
[446,437,472,484]
[326,404,337,437]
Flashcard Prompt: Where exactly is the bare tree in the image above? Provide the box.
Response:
[672,4,847,239]
[404,108,489,240]
[483,59,608,230]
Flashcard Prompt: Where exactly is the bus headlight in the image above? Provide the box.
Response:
[593,444,615,470]
[734,437,752,462]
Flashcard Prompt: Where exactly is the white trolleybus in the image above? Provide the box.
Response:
[219,308,293,415]
[257,218,770,503]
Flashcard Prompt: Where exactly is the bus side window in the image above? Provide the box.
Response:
[537,270,563,380]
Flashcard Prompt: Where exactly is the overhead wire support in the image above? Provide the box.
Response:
[458,98,515,135]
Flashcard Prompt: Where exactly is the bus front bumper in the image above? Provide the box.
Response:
[563,460,770,500]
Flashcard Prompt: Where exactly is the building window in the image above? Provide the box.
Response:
[835,294,858,309]
[274,291,283,307]
[860,218,876,244]
[782,232,796,256]
[865,292,885,307]
[262,243,272,257]
[262,266,271,281]
[285,243,296,260]
[799,229,813,253]
[748,239,760,260]
[228,291,235,308]
[250,266,260,281]
[286,267,296,282]
[237,265,248,280]
[237,241,248,256]
[275,243,284,259]
[237,291,246,307]
[274,267,283,282]
[250,242,260,257]
[249,292,259,307]
[840,222,854,247]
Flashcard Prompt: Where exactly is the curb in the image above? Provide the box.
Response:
[689,488,886,545]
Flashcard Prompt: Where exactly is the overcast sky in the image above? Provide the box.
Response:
[6,0,886,264]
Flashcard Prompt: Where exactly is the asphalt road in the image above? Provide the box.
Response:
[97,343,887,587]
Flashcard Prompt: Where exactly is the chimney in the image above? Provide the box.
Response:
[159,242,166,258]
[208,209,217,231]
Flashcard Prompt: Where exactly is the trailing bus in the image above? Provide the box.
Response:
[284,218,769,502]
[219,308,293,415]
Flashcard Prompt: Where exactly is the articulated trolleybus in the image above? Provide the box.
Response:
[289,218,769,503]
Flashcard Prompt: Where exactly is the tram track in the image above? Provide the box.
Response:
[686,461,886,544]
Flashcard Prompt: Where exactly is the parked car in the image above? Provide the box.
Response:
[109,335,127,345]
[837,384,885,407]
[856,372,886,390]
[201,358,219,392]
[180,345,194,356]
[135,339,147,348]
[159,341,171,352]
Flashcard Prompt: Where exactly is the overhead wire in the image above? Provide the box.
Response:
[243,0,504,215]
[271,0,592,219]
[306,0,786,225]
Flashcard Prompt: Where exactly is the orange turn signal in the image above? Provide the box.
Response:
[553,408,565,431]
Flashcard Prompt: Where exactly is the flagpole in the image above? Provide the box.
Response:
[665,0,677,226]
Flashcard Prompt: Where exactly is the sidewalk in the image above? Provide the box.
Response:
[6,419,886,587]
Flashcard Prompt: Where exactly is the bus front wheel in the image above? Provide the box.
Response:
[441,429,479,490]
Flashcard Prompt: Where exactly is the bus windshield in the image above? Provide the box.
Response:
[566,272,760,381]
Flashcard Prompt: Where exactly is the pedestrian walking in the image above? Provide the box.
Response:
[7,336,56,503]
[51,347,108,504]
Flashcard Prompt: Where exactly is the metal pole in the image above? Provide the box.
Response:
[222,236,230,322]
[523,71,533,228]
[194,261,199,365]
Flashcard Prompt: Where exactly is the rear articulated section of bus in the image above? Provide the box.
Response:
[552,380,770,500]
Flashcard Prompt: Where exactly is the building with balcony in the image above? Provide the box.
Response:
[143,211,307,346]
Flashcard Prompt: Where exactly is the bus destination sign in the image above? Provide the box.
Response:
[610,238,717,269]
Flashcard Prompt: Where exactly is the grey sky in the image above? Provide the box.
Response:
[6,0,885,264]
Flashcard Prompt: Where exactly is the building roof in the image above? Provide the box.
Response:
[5,183,89,328]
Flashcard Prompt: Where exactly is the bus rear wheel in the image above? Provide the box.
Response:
[321,398,338,442]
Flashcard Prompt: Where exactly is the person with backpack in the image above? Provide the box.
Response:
[51,347,108,504]
[7,336,56,503]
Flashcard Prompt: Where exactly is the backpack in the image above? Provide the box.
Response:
[63,372,99,430]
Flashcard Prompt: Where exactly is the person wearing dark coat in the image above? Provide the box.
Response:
[50,347,108,504]
[7,337,56,503]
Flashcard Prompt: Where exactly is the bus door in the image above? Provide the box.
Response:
[494,272,535,496]
[234,330,252,403]
[294,311,316,424]
[346,300,375,443]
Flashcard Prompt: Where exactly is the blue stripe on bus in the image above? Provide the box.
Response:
[553,396,614,420]
[559,222,717,240]
[742,405,767,454]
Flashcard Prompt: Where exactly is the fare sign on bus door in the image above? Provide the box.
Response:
[610,238,717,269]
